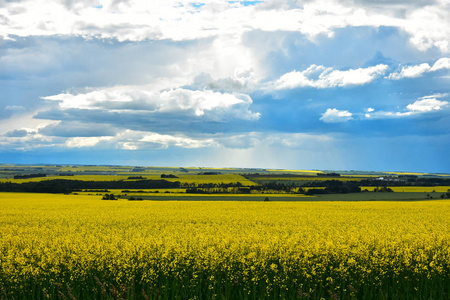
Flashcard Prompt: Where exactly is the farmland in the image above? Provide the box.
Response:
[1,164,450,299]
[1,165,450,199]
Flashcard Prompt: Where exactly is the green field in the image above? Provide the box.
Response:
[385,186,450,193]
[313,192,445,201]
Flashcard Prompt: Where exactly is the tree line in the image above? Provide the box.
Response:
[0,179,180,194]
[186,180,362,195]
[13,173,46,179]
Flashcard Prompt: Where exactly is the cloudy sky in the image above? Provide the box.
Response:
[1,0,449,172]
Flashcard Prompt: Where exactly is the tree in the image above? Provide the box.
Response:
[102,194,117,200]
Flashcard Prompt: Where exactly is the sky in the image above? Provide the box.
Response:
[0,0,449,173]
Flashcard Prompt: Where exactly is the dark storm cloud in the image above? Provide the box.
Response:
[38,121,119,137]
[4,129,28,137]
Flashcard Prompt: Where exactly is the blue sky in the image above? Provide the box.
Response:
[0,0,449,172]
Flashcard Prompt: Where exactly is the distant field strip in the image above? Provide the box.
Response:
[381,172,449,177]
[88,190,311,197]
[0,174,257,186]
[163,174,258,185]
[383,171,428,175]
[249,176,360,182]
[122,195,312,201]
[123,193,311,198]
[0,175,133,183]
[359,186,450,193]
[265,169,323,174]
[56,166,132,172]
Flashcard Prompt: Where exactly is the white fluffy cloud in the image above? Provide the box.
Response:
[273,64,388,89]
[406,96,449,112]
[42,87,260,121]
[353,94,449,119]
[402,4,450,52]
[110,130,218,150]
[388,63,431,80]
[320,108,353,123]
[274,57,450,91]
[389,57,450,80]
[65,136,113,148]
[430,57,450,71]
[137,132,217,149]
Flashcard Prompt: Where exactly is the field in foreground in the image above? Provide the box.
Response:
[1,193,449,299]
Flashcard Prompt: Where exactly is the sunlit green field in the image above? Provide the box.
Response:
[265,169,324,175]
[159,174,258,186]
[249,176,358,182]
[376,186,450,193]
[0,175,131,183]
[1,193,449,299]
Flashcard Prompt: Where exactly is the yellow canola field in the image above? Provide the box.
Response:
[0,193,449,299]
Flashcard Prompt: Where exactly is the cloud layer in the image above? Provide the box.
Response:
[389,57,450,80]
[1,0,450,172]
[1,0,449,52]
